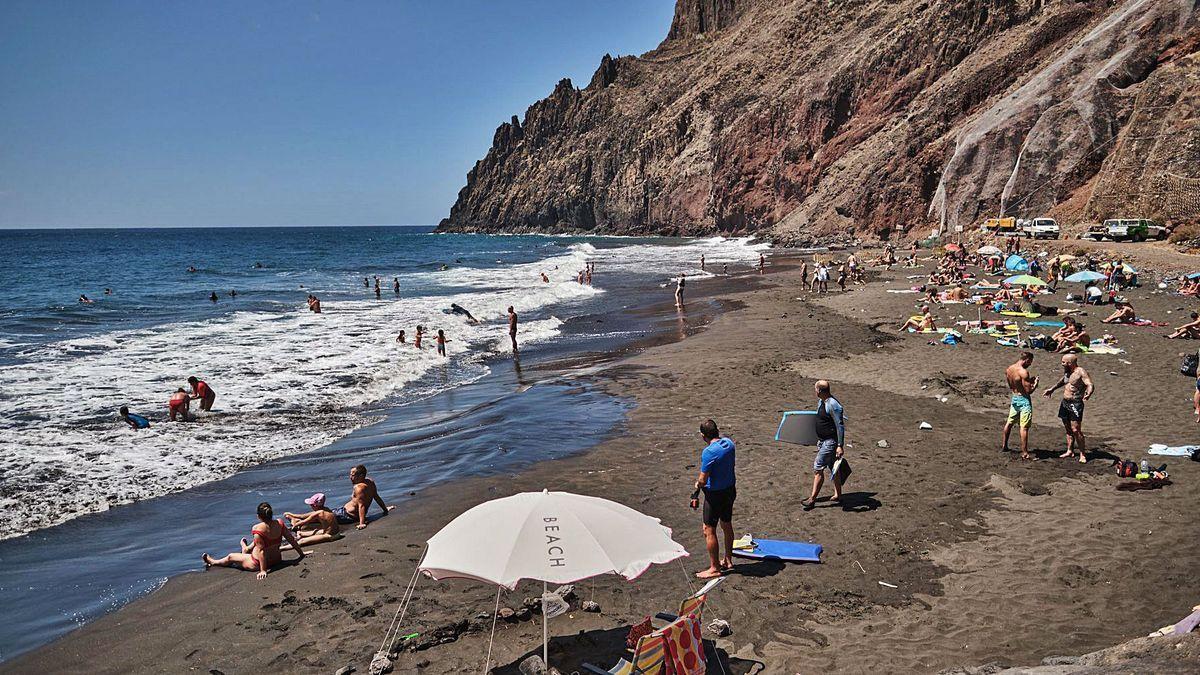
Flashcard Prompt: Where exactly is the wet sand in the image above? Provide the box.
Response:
[7,253,1200,674]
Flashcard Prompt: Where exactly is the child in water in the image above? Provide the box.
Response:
[119,406,150,430]
[436,329,449,356]
[396,330,406,344]
[414,325,423,349]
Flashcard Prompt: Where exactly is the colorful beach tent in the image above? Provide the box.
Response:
[417,490,687,669]
[1064,270,1107,283]
[1005,255,1030,271]
[1003,274,1045,287]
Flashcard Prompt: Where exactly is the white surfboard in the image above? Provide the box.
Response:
[775,410,818,446]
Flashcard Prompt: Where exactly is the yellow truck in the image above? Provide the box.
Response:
[980,217,1018,234]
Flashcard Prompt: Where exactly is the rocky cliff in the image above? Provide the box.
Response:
[438,0,1200,243]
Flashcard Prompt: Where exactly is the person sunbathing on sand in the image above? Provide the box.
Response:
[1167,312,1200,339]
[203,502,304,580]
[899,306,936,332]
[944,284,968,301]
[333,465,395,530]
[1053,318,1090,353]
[283,493,342,549]
[1100,300,1136,324]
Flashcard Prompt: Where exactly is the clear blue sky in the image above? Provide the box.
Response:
[0,1,675,228]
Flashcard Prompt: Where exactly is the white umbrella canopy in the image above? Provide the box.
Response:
[977,245,1003,255]
[420,490,688,589]
[416,490,689,669]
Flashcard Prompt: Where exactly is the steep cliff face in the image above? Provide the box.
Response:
[439,0,1200,242]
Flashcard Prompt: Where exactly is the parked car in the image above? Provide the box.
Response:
[1019,217,1060,239]
[1104,218,1168,242]
[980,217,1018,234]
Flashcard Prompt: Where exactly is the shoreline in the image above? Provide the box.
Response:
[8,252,1200,673]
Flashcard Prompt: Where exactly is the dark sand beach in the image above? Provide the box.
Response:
[8,250,1200,674]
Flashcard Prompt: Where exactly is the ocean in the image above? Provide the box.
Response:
[0,225,767,660]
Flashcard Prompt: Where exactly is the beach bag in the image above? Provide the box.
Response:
[1114,459,1138,478]
[1181,353,1198,378]
[832,457,852,485]
[1028,335,1047,350]
[626,616,653,649]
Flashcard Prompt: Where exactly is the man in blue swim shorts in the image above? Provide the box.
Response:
[1002,352,1039,460]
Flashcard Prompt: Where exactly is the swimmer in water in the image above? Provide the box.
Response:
[363,277,369,288]
[119,405,150,430]
[393,277,400,295]
[307,294,322,313]
[397,330,406,344]
[188,376,216,412]
[229,289,237,298]
[541,272,550,283]
[436,329,449,356]
[414,325,424,349]
[79,294,93,304]
[209,292,218,303]
[449,303,479,324]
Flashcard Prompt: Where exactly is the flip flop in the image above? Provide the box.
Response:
[801,499,815,511]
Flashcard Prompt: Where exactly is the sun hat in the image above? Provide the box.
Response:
[304,493,326,507]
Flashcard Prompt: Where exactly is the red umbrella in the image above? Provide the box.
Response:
[944,243,962,252]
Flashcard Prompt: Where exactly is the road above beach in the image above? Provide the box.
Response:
[8,253,1200,674]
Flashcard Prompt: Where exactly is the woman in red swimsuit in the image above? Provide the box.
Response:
[203,502,305,580]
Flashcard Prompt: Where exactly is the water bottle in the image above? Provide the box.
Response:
[1139,459,1150,474]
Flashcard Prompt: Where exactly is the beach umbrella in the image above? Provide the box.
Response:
[976,245,1002,255]
[1064,270,1107,283]
[944,243,962,252]
[1004,254,1030,271]
[1003,274,1045,287]
[418,490,688,667]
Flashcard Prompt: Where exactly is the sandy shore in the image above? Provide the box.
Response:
[7,251,1200,674]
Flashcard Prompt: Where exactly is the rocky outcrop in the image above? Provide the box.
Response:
[438,0,1200,242]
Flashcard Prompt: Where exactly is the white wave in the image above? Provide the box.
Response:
[0,236,765,539]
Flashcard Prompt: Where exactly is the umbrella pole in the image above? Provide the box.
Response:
[542,580,549,666]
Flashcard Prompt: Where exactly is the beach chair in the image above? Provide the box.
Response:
[581,633,666,675]
[659,614,707,675]
[654,576,725,624]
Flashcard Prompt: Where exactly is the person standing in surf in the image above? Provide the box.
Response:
[435,329,449,356]
[508,306,518,355]
[675,272,686,308]
[187,376,216,412]
[393,277,400,295]
[414,325,424,349]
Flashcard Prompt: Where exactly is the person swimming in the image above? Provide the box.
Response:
[78,294,93,304]
[209,292,218,303]
[119,406,150,430]
[448,303,479,324]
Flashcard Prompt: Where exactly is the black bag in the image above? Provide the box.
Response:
[1181,353,1198,378]
[832,457,852,485]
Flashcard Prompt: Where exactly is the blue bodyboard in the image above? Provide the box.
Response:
[775,410,818,446]
[732,538,822,563]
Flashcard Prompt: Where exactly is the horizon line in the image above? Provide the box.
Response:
[0,223,437,231]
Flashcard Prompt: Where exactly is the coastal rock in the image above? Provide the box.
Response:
[582,600,601,613]
[518,655,548,675]
[438,0,1199,241]
[368,651,393,675]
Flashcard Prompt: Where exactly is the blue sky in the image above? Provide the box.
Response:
[0,1,675,228]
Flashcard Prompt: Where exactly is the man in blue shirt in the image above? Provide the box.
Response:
[802,380,845,511]
[693,418,735,579]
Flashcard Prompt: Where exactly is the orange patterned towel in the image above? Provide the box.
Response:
[660,615,706,675]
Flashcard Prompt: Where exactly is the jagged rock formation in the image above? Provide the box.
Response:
[438,0,1200,243]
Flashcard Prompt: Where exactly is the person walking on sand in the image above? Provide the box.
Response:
[1043,354,1094,463]
[1193,346,1200,423]
[168,388,190,422]
[188,376,216,412]
[333,464,394,530]
[1002,352,1039,460]
[675,272,686,308]
[758,253,765,274]
[203,502,304,580]
[691,419,735,579]
[799,260,809,289]
[803,380,846,510]
[508,306,519,355]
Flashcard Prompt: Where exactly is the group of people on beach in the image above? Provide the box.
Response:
[1003,351,1095,462]
[202,464,394,579]
[120,376,215,427]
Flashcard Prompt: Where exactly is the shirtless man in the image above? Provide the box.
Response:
[1002,352,1039,460]
[168,388,190,421]
[1101,300,1136,324]
[899,305,936,332]
[283,493,342,549]
[1167,312,1200,339]
[1043,354,1094,463]
[333,465,394,530]
[675,273,686,308]
[188,376,216,411]
[799,260,809,288]
[507,306,518,355]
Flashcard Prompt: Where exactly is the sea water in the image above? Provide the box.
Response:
[0,226,767,660]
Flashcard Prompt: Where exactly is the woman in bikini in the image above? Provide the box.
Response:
[203,502,305,580]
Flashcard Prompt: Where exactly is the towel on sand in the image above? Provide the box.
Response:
[1148,444,1198,457]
